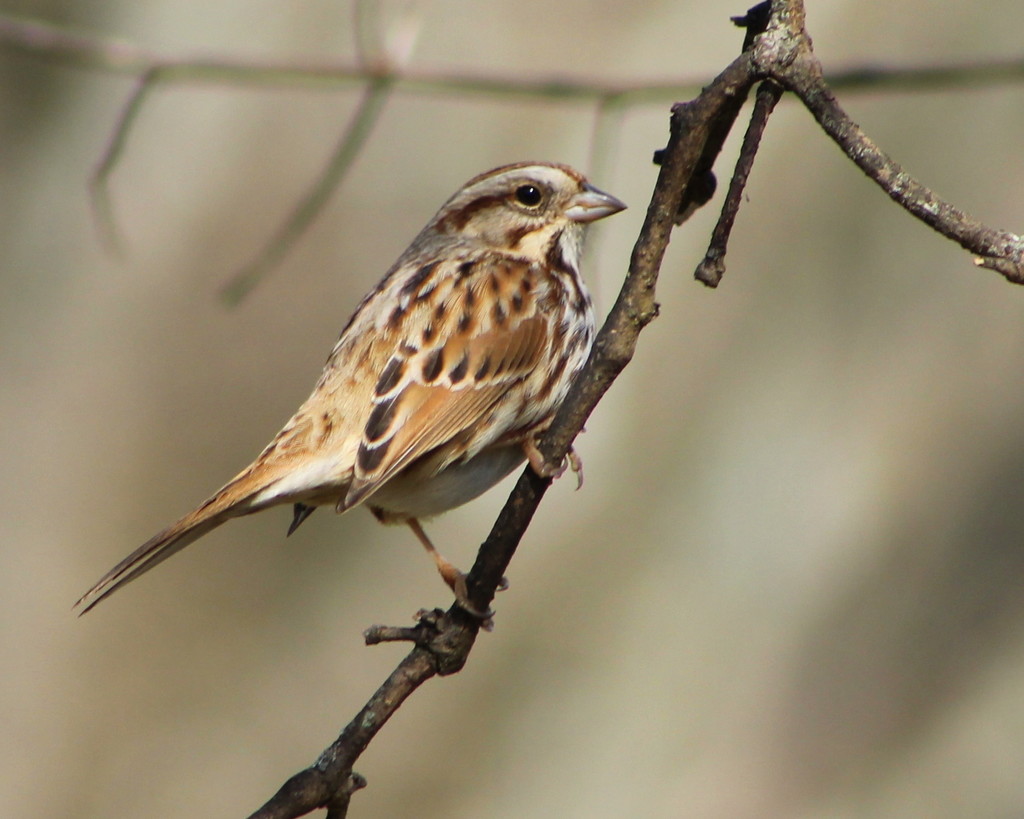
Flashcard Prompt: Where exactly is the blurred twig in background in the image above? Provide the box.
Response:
[219,78,394,304]
[1,9,1022,300]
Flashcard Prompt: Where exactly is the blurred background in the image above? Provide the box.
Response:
[3,1,1024,817]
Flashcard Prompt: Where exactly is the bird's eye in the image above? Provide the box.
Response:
[514,184,543,207]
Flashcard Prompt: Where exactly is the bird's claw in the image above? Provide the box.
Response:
[524,440,584,489]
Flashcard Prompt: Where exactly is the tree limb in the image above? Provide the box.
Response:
[753,0,1024,282]
[3,13,1022,99]
[694,79,783,287]
[219,77,395,304]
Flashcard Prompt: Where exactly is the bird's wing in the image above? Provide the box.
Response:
[75,251,553,612]
[342,252,551,508]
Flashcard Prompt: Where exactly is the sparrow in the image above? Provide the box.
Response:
[76,161,625,615]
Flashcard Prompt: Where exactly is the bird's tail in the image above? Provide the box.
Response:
[75,474,262,614]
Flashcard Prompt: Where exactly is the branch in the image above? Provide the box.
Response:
[695,79,783,287]
[687,0,1024,288]
[0,13,703,100]
[4,13,1022,99]
[88,67,159,255]
[219,77,395,304]
[753,0,1024,282]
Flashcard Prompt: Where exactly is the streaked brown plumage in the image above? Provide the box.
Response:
[76,162,625,615]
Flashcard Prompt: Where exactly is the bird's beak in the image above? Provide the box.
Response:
[565,183,627,223]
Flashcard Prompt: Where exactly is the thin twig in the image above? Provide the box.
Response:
[653,7,764,231]
[219,78,394,304]
[88,66,160,255]
[363,610,446,646]
[752,0,1024,282]
[828,59,1024,93]
[4,14,1023,100]
[323,774,366,819]
[695,79,783,287]
[792,72,1024,280]
[0,14,701,101]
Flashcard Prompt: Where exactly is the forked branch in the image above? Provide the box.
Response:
[751,0,1023,282]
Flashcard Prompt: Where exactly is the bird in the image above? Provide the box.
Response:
[76,161,626,616]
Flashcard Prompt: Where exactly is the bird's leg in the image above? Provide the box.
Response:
[523,438,584,490]
[406,518,494,619]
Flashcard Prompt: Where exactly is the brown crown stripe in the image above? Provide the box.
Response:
[459,161,584,190]
[441,193,507,232]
